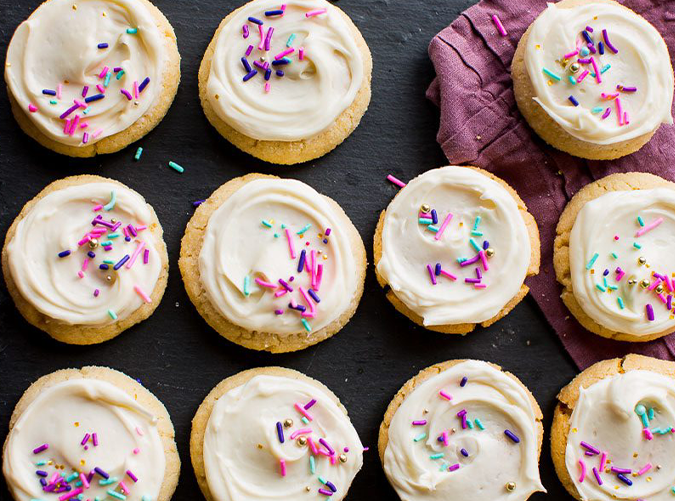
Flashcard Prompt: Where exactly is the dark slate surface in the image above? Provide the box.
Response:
[0,0,578,499]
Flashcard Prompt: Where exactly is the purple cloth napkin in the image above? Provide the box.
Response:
[426,0,675,369]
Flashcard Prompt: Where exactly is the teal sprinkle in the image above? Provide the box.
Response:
[103,259,114,265]
[103,190,116,211]
[601,64,611,74]
[244,275,250,296]
[580,46,590,57]
[108,309,118,320]
[542,67,561,81]
[107,233,120,239]
[652,427,662,434]
[99,477,118,486]
[466,420,474,430]
[641,413,649,428]
[603,277,608,288]
[309,456,316,474]
[672,487,675,494]
[649,407,655,420]
[262,220,273,228]
[439,462,448,471]
[134,147,143,160]
[302,416,309,425]
[618,297,625,310]
[142,498,152,501]
[430,453,445,460]
[595,284,607,292]
[635,404,646,416]
[127,28,138,34]
[638,216,645,227]
[274,233,279,238]
[168,161,184,173]
[591,106,604,114]
[281,57,292,64]
[66,472,79,482]
[418,218,433,225]
[77,496,83,501]
[475,418,485,430]
[297,224,311,235]
[83,106,92,115]
[319,476,328,485]
[469,238,481,253]
[75,480,82,487]
[413,432,427,442]
[473,216,481,230]
[99,241,113,247]
[104,72,111,88]
[457,258,467,264]
[607,285,618,291]
[281,224,287,229]
[586,253,599,270]
[590,72,596,78]
[36,461,47,466]
[50,99,58,105]
[470,231,483,237]
[634,242,642,249]
[116,70,125,80]
[107,490,126,501]
[569,76,577,85]
[611,252,618,259]
[427,225,439,232]
[286,33,296,46]
[301,318,311,332]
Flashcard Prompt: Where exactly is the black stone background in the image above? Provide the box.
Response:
[0,0,578,499]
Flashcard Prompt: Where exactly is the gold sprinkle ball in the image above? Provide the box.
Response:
[485,248,495,258]
[640,279,650,289]
[638,256,647,265]
[283,418,293,428]
[656,285,664,294]
[297,436,308,446]
[569,63,580,73]
[506,482,516,492]
[338,453,348,463]
[88,239,99,249]
[420,204,431,213]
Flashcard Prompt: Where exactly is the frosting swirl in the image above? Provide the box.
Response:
[3,378,166,501]
[524,2,674,145]
[569,188,675,337]
[6,181,163,326]
[376,167,532,326]
[205,0,364,141]
[383,360,545,501]
[5,0,166,146]
[203,374,363,501]
[565,370,675,500]
[199,177,360,335]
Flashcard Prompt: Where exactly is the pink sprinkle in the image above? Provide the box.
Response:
[59,488,83,501]
[307,437,319,455]
[563,50,579,59]
[274,289,288,298]
[82,258,89,271]
[93,204,103,211]
[258,24,265,50]
[412,420,427,426]
[69,115,80,136]
[440,269,457,281]
[305,8,327,17]
[442,430,449,446]
[386,174,406,188]
[298,286,316,318]
[63,119,71,135]
[143,248,150,264]
[434,213,453,241]
[644,428,654,440]
[136,426,144,436]
[578,459,586,482]
[316,263,323,290]
[279,459,287,477]
[92,129,103,139]
[290,428,312,439]
[28,103,38,113]
[127,241,146,269]
[56,84,62,99]
[439,390,452,400]
[294,402,313,421]
[274,47,295,60]
[299,47,304,60]
[82,86,89,98]
[136,225,147,231]
[265,82,271,93]
[119,481,130,494]
[479,250,489,271]
[80,122,89,129]
[616,97,623,125]
[255,278,277,289]
[638,463,652,476]
[133,81,139,99]
[636,217,664,237]
[474,283,487,289]
[79,473,89,489]
[133,448,140,455]
[285,228,296,259]
[98,66,109,78]
[75,99,87,108]
[491,14,507,36]
[590,57,601,84]
[134,285,152,304]
[281,4,287,11]
[624,111,629,125]
[599,451,607,471]
[576,70,590,83]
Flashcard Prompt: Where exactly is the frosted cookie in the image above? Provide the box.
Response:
[554,172,675,342]
[379,359,545,501]
[198,0,372,164]
[179,174,366,352]
[551,354,675,500]
[2,366,180,501]
[2,175,168,345]
[5,0,180,157]
[513,0,674,160]
[374,166,540,334]
[190,366,364,501]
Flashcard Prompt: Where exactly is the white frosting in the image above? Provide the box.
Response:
[206,0,364,141]
[199,178,359,335]
[524,2,673,145]
[3,378,166,501]
[6,182,162,326]
[383,360,545,501]
[569,188,675,337]
[5,0,166,146]
[376,167,531,326]
[203,374,363,501]
[566,370,675,500]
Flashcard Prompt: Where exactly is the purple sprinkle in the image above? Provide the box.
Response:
[460,376,468,387]
[113,254,130,270]
[84,93,104,103]
[92,433,98,446]
[318,488,333,496]
[97,43,109,49]
[289,303,306,312]
[126,470,138,483]
[587,43,596,54]
[138,77,150,93]
[99,264,109,270]
[58,250,71,258]
[619,85,637,92]
[427,264,438,285]
[585,25,594,33]
[457,409,467,417]
[611,466,631,474]
[265,68,272,81]
[603,269,609,276]
[60,103,80,119]
[460,448,469,457]
[504,430,520,443]
[459,255,480,267]
[592,467,603,485]
[241,57,252,73]
[87,251,96,258]
[580,441,600,454]
[192,200,205,207]
[475,267,482,280]
[482,240,489,250]
[319,438,335,455]
[598,41,605,54]
[617,474,632,486]
[323,238,328,244]
[127,224,138,237]
[276,70,285,77]
[143,249,149,264]
[264,27,274,51]
[434,263,442,276]
[582,30,593,44]
[298,249,307,272]
[602,108,611,119]
[412,420,427,425]
[275,309,284,315]
[308,289,321,303]
[120,89,133,100]
[243,70,258,82]
[81,433,90,445]
[325,228,331,236]
[36,470,48,477]
[602,29,619,53]
[326,481,337,493]
[431,209,438,224]
[253,60,266,70]
[113,67,123,73]
[245,44,254,56]
[276,421,285,443]
[40,478,47,487]
[569,95,579,107]
[123,237,130,243]
[42,89,57,96]
[647,304,655,321]
[243,25,250,38]
[279,279,293,292]
[94,289,100,297]
[304,399,317,410]
[448,463,460,472]
[248,16,263,25]
[94,467,109,479]
[465,278,481,283]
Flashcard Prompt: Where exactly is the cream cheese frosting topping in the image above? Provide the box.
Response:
[205,0,364,141]
[565,369,675,500]
[383,360,545,501]
[3,378,166,501]
[376,167,531,326]
[203,374,363,501]
[5,0,166,147]
[524,2,674,145]
[199,178,359,335]
[7,181,162,326]
[569,188,675,337]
